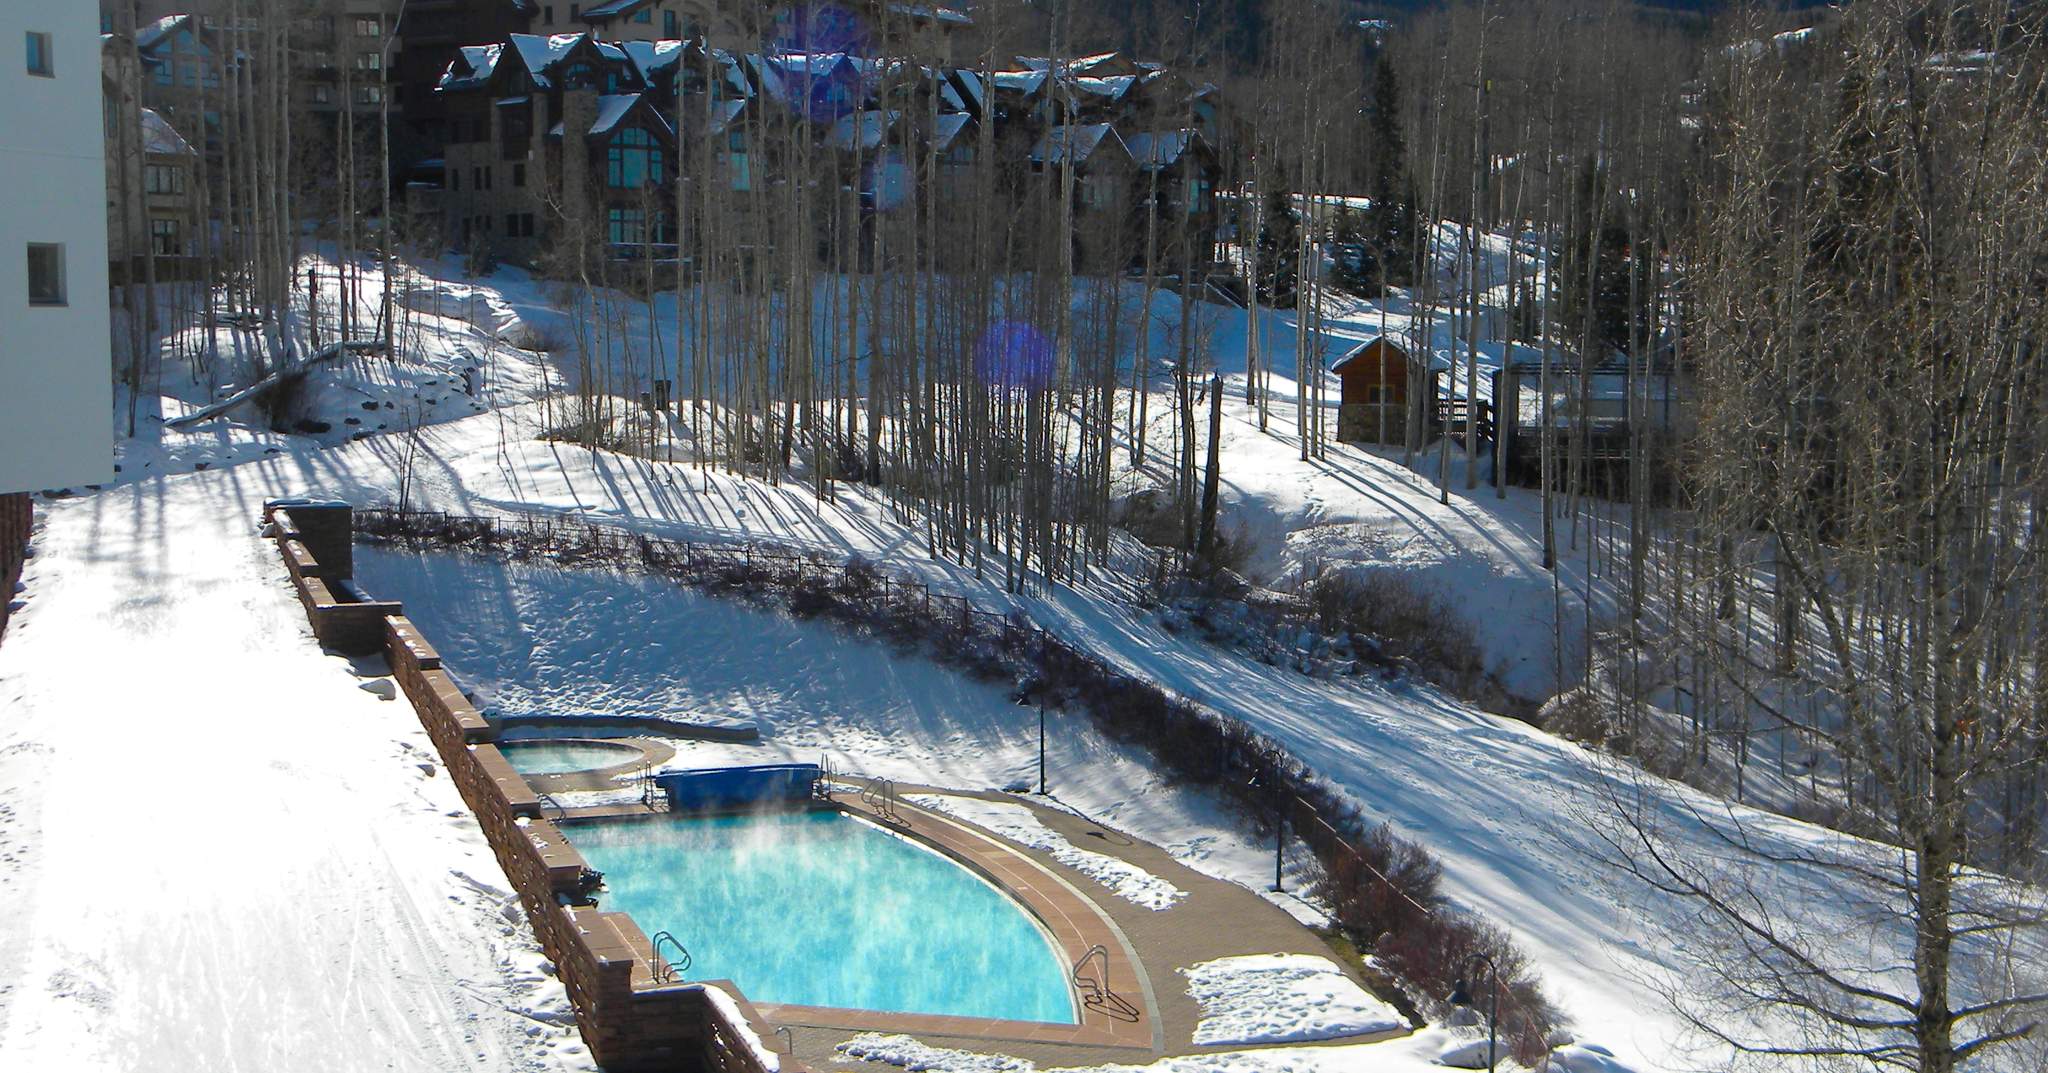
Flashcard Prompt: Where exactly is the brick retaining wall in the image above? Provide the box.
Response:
[261,501,794,1073]
[0,493,28,644]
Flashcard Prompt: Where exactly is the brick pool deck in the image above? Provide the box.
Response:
[775,785,1411,1070]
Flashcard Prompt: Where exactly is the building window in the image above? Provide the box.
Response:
[607,127,662,189]
[570,4,581,20]
[634,8,651,24]
[356,85,382,105]
[449,168,460,191]
[483,166,494,190]
[664,10,679,37]
[312,84,332,104]
[145,164,186,195]
[150,218,182,256]
[543,5,555,24]
[608,208,645,245]
[26,244,65,306]
[355,51,382,72]
[520,213,536,236]
[355,17,381,37]
[1080,176,1113,211]
[512,162,527,187]
[26,31,53,77]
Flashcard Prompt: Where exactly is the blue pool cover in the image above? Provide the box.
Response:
[654,764,820,810]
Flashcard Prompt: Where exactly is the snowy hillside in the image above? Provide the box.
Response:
[8,254,2043,1073]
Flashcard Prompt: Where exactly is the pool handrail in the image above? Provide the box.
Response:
[1070,944,1142,1024]
[649,929,692,985]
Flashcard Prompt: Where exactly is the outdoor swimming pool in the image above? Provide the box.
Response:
[570,809,1078,1023]
[498,739,643,775]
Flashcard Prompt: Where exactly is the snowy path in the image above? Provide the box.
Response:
[0,475,589,1073]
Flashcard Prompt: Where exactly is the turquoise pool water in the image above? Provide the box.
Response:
[571,810,1078,1023]
[499,740,641,774]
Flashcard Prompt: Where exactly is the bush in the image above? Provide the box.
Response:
[1307,570,1485,692]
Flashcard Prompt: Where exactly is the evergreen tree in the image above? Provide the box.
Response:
[1358,59,1416,293]
[1254,187,1301,308]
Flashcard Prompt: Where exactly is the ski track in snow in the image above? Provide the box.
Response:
[903,794,1187,911]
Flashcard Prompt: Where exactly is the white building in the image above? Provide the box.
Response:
[1,4,113,494]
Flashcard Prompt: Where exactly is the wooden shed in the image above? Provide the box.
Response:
[1332,337,1415,445]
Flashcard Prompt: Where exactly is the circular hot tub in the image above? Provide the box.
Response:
[498,738,650,776]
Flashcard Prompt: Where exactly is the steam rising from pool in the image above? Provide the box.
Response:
[570,809,1077,1023]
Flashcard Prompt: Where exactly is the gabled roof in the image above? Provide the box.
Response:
[136,14,193,53]
[886,4,973,25]
[1125,129,1204,170]
[141,109,195,156]
[620,38,687,81]
[990,70,1047,95]
[931,112,973,151]
[825,109,898,151]
[438,43,504,92]
[506,32,581,87]
[704,99,747,136]
[1068,75,1137,102]
[547,93,674,141]
[581,0,652,19]
[1330,337,1412,373]
[1030,124,1124,167]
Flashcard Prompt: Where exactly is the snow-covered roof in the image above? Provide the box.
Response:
[135,14,190,53]
[438,43,503,92]
[141,109,194,156]
[1069,75,1137,101]
[1030,123,1122,167]
[1125,129,1199,170]
[620,38,685,80]
[991,70,1047,95]
[547,94,670,140]
[704,99,747,136]
[886,3,973,25]
[825,109,899,151]
[950,68,985,112]
[507,33,577,87]
[931,112,972,151]
[580,0,649,18]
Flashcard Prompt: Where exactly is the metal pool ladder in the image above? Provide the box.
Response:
[638,765,667,811]
[649,930,691,985]
[859,776,903,824]
[1071,944,1142,1023]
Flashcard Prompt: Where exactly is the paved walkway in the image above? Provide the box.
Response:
[778,784,1410,1070]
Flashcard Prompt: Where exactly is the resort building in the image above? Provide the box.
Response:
[3,3,114,496]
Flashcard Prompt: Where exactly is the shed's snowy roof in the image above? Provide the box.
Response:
[1030,123,1120,166]
[141,109,195,156]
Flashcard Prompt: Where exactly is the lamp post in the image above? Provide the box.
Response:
[1248,773,1285,892]
[1448,954,1501,1073]
[1016,677,1047,795]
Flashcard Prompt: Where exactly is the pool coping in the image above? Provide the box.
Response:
[500,736,676,792]
[560,795,1159,1052]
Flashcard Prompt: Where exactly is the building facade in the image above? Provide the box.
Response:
[3,3,114,494]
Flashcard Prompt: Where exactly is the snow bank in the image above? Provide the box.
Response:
[904,794,1187,911]
[1180,953,1407,1046]
[839,1029,1467,1073]
[700,985,780,1073]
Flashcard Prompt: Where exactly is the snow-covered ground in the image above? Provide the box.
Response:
[903,794,1188,911]
[9,252,2043,1073]
[1179,954,1407,1046]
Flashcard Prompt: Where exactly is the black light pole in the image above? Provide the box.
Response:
[1449,955,1501,1073]
[1037,699,1047,795]
[1248,773,1284,891]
